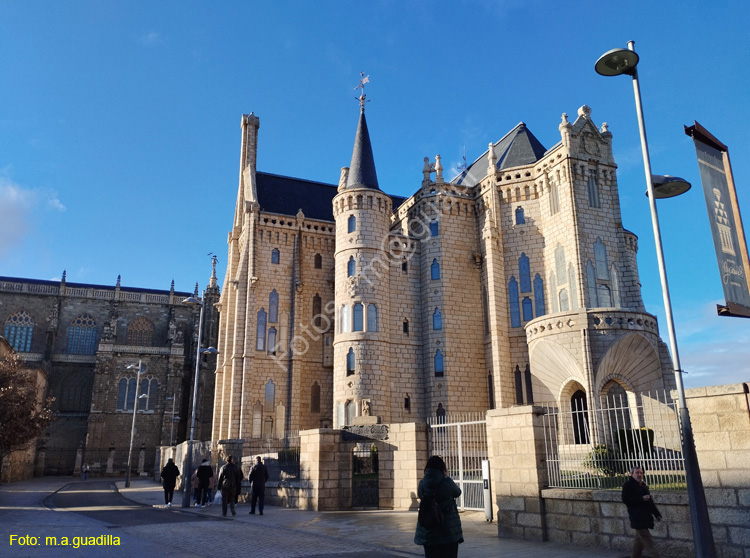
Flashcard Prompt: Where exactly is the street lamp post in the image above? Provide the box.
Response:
[180,293,219,508]
[595,41,716,557]
[125,360,148,488]
[166,394,179,446]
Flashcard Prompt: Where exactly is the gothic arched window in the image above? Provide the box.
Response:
[271,248,280,264]
[433,308,442,330]
[4,310,34,352]
[519,253,531,293]
[347,256,356,277]
[431,259,440,280]
[346,347,355,376]
[533,274,546,317]
[348,215,356,233]
[522,297,533,322]
[571,390,590,444]
[265,379,275,410]
[312,294,322,328]
[267,327,277,354]
[256,308,267,351]
[314,253,322,269]
[67,314,97,355]
[269,290,279,323]
[127,317,153,347]
[508,277,520,328]
[367,304,378,332]
[434,350,444,377]
[515,206,525,224]
[353,303,364,332]
[311,382,321,414]
[340,305,350,333]
[429,220,439,236]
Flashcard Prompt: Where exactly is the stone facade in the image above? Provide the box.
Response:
[213,103,675,460]
[0,269,219,477]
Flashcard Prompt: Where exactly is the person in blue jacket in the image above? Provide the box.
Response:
[414,455,463,558]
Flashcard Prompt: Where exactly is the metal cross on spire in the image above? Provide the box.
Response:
[354,71,370,111]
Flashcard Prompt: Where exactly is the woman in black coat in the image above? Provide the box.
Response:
[414,455,463,558]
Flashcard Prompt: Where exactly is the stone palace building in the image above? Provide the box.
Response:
[212,99,676,452]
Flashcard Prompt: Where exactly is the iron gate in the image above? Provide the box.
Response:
[427,413,487,510]
[351,443,379,508]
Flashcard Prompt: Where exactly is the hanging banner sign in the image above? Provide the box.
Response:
[685,121,750,318]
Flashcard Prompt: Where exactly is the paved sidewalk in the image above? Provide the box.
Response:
[2,476,626,557]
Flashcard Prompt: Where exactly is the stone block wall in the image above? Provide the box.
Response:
[487,383,750,558]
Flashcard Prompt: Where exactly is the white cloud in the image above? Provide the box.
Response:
[0,175,65,257]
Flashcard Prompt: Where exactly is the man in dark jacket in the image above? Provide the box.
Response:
[217,455,244,517]
[622,466,662,558]
[248,456,269,515]
[195,458,214,507]
[159,458,180,508]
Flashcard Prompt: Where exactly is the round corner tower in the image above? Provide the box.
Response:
[332,106,393,427]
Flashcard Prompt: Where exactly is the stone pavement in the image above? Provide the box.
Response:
[2,476,626,557]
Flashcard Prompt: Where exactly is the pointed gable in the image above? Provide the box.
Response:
[451,122,547,187]
[346,110,380,190]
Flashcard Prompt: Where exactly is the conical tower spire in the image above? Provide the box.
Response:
[346,73,379,190]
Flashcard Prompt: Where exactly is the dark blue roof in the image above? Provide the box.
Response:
[451,123,547,186]
[256,172,406,222]
[346,111,380,190]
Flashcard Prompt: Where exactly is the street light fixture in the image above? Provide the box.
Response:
[180,293,219,507]
[595,41,716,557]
[125,360,148,488]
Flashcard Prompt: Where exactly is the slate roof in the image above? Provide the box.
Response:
[451,122,548,187]
[256,172,406,222]
[346,110,380,190]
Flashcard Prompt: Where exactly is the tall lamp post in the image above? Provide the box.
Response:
[595,41,716,557]
[180,293,219,507]
[125,360,148,488]
[166,394,180,446]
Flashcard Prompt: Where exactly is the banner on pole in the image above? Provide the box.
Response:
[685,121,750,318]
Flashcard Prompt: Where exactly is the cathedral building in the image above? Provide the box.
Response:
[213,99,675,453]
[0,270,219,476]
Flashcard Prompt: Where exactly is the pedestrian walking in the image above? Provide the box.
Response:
[191,469,200,506]
[217,455,244,517]
[248,456,269,515]
[80,463,89,481]
[160,458,180,508]
[622,466,662,558]
[195,458,214,507]
[414,455,463,558]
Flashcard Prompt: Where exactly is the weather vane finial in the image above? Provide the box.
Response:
[354,71,370,111]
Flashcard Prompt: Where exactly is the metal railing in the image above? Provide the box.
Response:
[428,413,488,510]
[541,389,686,490]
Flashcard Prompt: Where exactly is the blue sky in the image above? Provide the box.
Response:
[1,1,748,388]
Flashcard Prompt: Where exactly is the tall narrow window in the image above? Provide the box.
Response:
[269,290,279,323]
[311,383,321,413]
[312,294,322,328]
[345,400,356,425]
[611,265,621,308]
[514,365,523,404]
[509,277,520,327]
[429,220,439,236]
[550,182,560,215]
[522,297,533,321]
[482,287,490,334]
[571,390,590,444]
[265,379,275,410]
[598,284,612,307]
[4,310,34,352]
[559,289,569,312]
[519,253,531,292]
[433,308,442,330]
[139,377,158,411]
[267,327,277,354]
[431,259,440,280]
[533,274,546,317]
[367,304,378,332]
[402,319,409,335]
[348,215,356,233]
[555,246,566,284]
[340,305,350,333]
[127,317,153,346]
[515,207,525,224]
[434,350,444,377]
[487,373,495,410]
[126,377,137,410]
[314,253,322,269]
[524,365,534,404]
[67,314,97,355]
[271,248,280,264]
[568,264,578,309]
[347,256,356,277]
[252,402,263,437]
[346,347,355,375]
[587,173,600,208]
[256,308,267,351]
[549,273,558,313]
[587,260,598,307]
[436,403,446,423]
[401,261,408,272]
[594,238,609,280]
[117,377,138,411]
[353,303,364,331]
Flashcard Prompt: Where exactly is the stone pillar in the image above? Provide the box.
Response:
[486,406,548,541]
[389,422,429,510]
[299,428,346,511]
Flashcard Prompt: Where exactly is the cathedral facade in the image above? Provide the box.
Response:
[213,103,675,451]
